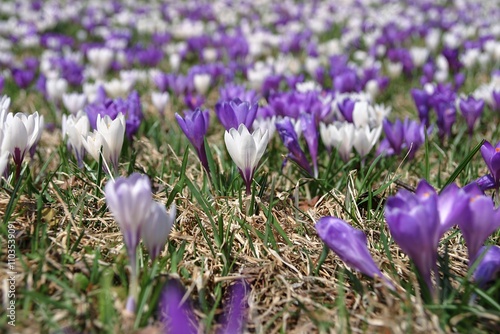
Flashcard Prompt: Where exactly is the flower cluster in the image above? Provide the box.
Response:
[316,180,500,297]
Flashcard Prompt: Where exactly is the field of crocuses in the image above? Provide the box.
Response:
[1,0,500,332]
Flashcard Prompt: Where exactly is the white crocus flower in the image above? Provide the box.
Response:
[81,130,110,168]
[62,111,89,167]
[62,92,87,115]
[141,202,176,260]
[87,47,114,78]
[2,111,44,165]
[224,124,269,194]
[193,73,211,95]
[320,122,354,162]
[95,113,126,173]
[0,129,9,176]
[253,116,276,138]
[46,77,68,102]
[103,78,133,98]
[353,125,382,158]
[352,100,370,128]
[151,91,170,115]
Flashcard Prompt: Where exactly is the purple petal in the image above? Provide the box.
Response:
[159,279,198,334]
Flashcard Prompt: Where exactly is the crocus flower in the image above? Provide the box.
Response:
[385,180,442,293]
[105,173,153,312]
[224,124,269,195]
[193,73,211,95]
[276,118,313,176]
[473,246,500,288]
[457,191,500,264]
[435,102,456,140]
[411,88,431,126]
[151,91,170,116]
[300,114,319,178]
[46,77,68,103]
[61,111,90,167]
[159,279,199,334]
[459,96,484,136]
[81,113,125,175]
[175,108,210,172]
[159,278,248,334]
[1,111,44,177]
[140,202,176,261]
[316,217,393,289]
[218,280,249,334]
[215,98,258,131]
[353,125,382,159]
[319,122,355,162]
[480,140,500,189]
[62,92,87,115]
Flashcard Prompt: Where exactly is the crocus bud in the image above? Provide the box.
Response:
[316,217,393,289]
[473,246,500,288]
[141,203,176,260]
[175,108,210,172]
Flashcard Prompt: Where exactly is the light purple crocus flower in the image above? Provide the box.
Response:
[105,173,153,312]
[459,96,484,136]
[316,217,394,289]
[215,98,258,131]
[385,180,442,294]
[276,118,313,176]
[175,109,210,173]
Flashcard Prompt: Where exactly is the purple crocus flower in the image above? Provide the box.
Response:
[316,217,394,289]
[219,83,259,104]
[175,109,210,172]
[337,98,356,123]
[218,280,249,334]
[411,88,431,126]
[378,118,428,159]
[459,96,484,136]
[12,68,35,89]
[159,279,198,334]
[493,90,500,112]
[382,118,404,155]
[385,180,442,293]
[85,91,143,140]
[457,190,500,264]
[184,92,205,110]
[473,246,500,288]
[480,140,500,189]
[300,113,319,178]
[474,174,496,192]
[276,118,313,176]
[435,102,456,140]
[215,98,258,131]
